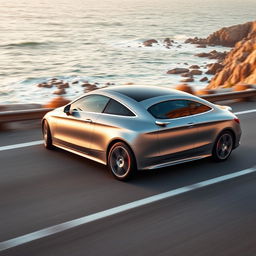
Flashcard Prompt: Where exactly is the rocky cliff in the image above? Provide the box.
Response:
[206,21,256,88]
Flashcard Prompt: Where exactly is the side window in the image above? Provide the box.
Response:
[71,95,110,113]
[148,100,191,119]
[188,101,212,115]
[103,99,135,116]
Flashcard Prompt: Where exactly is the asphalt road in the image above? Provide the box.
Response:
[0,101,256,256]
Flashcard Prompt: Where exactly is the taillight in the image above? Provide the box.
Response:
[234,118,240,124]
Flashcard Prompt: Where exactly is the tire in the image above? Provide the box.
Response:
[212,131,234,161]
[43,120,54,150]
[108,142,137,181]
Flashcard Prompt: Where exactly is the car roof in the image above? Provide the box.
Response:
[100,85,190,102]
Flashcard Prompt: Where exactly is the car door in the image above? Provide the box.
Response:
[148,99,200,162]
[186,100,215,155]
[52,94,110,154]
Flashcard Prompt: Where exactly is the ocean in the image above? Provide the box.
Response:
[0,0,255,104]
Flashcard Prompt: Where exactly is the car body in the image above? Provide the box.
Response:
[42,85,241,180]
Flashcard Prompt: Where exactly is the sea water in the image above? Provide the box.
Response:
[0,0,255,103]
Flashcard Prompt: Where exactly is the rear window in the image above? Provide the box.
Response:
[148,100,211,119]
[103,99,135,116]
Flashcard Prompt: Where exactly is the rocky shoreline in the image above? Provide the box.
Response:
[184,21,256,90]
[33,21,256,103]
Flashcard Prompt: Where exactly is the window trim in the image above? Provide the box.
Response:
[147,98,213,120]
[70,94,137,117]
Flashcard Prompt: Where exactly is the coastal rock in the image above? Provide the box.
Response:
[195,51,227,60]
[190,69,202,75]
[83,83,98,92]
[184,37,207,45]
[44,97,70,108]
[181,78,194,82]
[143,39,158,47]
[206,63,223,75]
[195,52,211,58]
[81,82,94,87]
[189,65,200,69]
[185,21,256,47]
[57,83,69,89]
[232,83,252,91]
[181,73,193,77]
[167,68,189,74]
[208,31,256,88]
[205,21,256,47]
[175,84,194,94]
[53,88,66,95]
[195,89,213,96]
[200,76,208,82]
[163,38,173,47]
[37,83,53,88]
[105,82,115,86]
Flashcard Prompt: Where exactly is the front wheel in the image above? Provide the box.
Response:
[108,142,137,181]
[212,131,234,161]
[43,120,54,149]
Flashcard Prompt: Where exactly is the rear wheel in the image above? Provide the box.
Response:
[108,142,137,181]
[43,120,54,149]
[212,131,233,161]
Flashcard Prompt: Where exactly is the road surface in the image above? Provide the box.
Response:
[0,101,256,256]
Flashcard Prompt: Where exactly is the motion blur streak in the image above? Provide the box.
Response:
[0,166,255,252]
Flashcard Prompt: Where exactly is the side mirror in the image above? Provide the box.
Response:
[64,104,71,115]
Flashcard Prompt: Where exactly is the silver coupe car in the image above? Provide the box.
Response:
[42,86,241,180]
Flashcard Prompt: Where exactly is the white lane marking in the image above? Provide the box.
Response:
[234,109,256,115]
[0,140,43,151]
[0,166,255,251]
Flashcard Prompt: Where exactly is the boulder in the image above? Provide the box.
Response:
[206,63,223,75]
[200,76,209,82]
[143,39,158,47]
[44,97,70,108]
[83,83,98,92]
[190,69,202,75]
[189,65,200,69]
[163,38,173,46]
[175,84,194,94]
[37,83,53,88]
[57,83,69,89]
[53,88,66,95]
[195,51,227,60]
[195,52,211,58]
[181,78,194,82]
[181,73,193,77]
[232,83,252,91]
[195,89,213,95]
[167,68,189,74]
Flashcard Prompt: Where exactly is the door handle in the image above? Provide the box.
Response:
[85,119,92,123]
[155,121,170,127]
[187,122,194,127]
